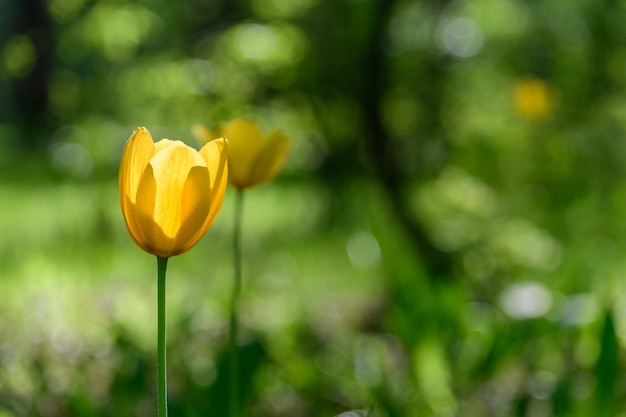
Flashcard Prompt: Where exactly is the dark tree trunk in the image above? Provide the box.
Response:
[359,0,454,280]
[4,0,55,152]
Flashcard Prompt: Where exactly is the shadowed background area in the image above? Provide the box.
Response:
[1,0,626,416]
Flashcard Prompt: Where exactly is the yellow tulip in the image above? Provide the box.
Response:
[513,77,553,122]
[119,127,228,258]
[194,118,291,190]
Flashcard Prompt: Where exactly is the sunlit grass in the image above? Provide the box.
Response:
[0,173,387,414]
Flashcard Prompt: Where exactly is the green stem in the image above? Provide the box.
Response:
[230,189,244,417]
[157,256,169,417]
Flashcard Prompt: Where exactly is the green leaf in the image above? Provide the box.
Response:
[593,310,619,416]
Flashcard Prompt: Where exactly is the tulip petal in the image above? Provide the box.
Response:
[150,142,206,240]
[119,127,155,249]
[133,163,171,256]
[199,137,229,190]
[154,138,177,153]
[251,130,291,185]
[172,165,213,255]
[206,162,228,229]
[222,119,266,188]
[119,127,155,203]
[199,137,229,231]
[122,193,151,253]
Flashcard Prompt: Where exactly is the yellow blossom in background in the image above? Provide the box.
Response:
[513,77,553,122]
[119,127,229,258]
[194,118,291,190]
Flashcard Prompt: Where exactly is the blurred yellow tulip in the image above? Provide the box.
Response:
[194,118,291,190]
[119,127,228,258]
[513,77,553,122]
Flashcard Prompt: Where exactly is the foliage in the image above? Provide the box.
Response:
[1,0,626,416]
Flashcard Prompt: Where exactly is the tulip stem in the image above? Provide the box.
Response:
[230,189,244,417]
[157,256,169,417]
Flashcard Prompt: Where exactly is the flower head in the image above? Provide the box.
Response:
[119,127,228,258]
[513,77,553,122]
[194,118,291,190]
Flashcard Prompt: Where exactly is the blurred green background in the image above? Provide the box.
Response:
[1,0,626,416]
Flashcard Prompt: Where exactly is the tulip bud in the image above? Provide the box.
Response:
[194,118,290,190]
[119,127,228,257]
